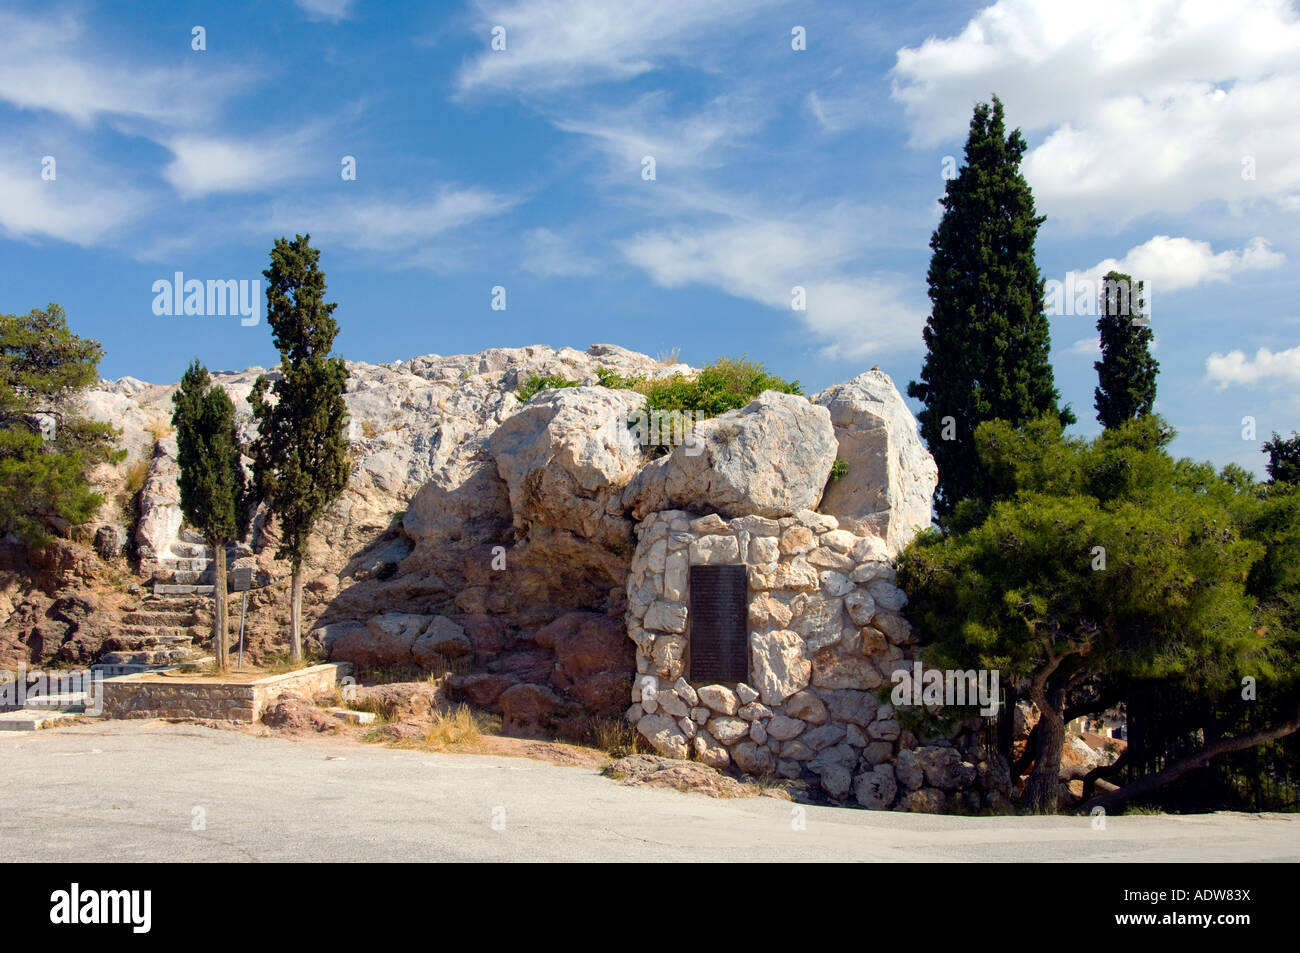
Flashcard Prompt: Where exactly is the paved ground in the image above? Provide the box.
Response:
[3,721,1296,862]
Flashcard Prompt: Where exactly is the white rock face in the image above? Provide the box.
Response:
[624,391,837,520]
[812,369,938,556]
[490,386,649,549]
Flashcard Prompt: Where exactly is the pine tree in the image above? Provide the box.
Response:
[249,235,350,662]
[0,304,122,547]
[172,361,249,673]
[908,96,1072,517]
[1094,270,1158,428]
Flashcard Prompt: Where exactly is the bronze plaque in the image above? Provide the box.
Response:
[688,564,749,684]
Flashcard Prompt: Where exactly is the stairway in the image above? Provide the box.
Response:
[152,531,216,597]
[93,593,214,676]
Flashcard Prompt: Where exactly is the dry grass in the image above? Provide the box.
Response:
[123,459,150,496]
[382,704,490,752]
[586,716,646,758]
[145,417,173,441]
[656,346,682,366]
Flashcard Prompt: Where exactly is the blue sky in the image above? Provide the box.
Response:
[2,0,1297,475]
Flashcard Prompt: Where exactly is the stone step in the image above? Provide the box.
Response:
[153,584,215,597]
[109,626,197,641]
[91,662,180,678]
[100,648,196,666]
[0,709,83,731]
[176,528,207,545]
[158,557,213,572]
[120,610,201,626]
[102,634,196,653]
[326,707,376,726]
[154,569,216,586]
[22,691,88,711]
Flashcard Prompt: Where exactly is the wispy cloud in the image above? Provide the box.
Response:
[0,139,148,245]
[621,211,926,358]
[295,0,355,22]
[456,0,778,94]
[520,228,599,277]
[162,128,327,200]
[0,9,251,127]
[263,185,519,252]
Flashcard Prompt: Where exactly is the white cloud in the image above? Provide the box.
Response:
[891,0,1300,222]
[1071,235,1285,296]
[554,93,766,174]
[0,145,146,245]
[520,228,599,277]
[456,0,776,94]
[1065,336,1101,356]
[162,132,321,200]
[295,0,355,22]
[0,9,249,127]
[620,215,926,358]
[263,186,517,252]
[1206,345,1300,386]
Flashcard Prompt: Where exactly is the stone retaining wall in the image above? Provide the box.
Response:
[625,508,1010,812]
[101,663,349,722]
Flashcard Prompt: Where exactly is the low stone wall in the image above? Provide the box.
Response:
[625,508,1009,812]
[101,663,349,722]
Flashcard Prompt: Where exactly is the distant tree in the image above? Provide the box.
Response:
[249,235,350,662]
[172,361,249,673]
[908,95,1072,518]
[1094,270,1158,429]
[1263,431,1300,484]
[0,304,122,547]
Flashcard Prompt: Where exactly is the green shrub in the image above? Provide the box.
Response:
[829,459,849,482]
[515,374,581,403]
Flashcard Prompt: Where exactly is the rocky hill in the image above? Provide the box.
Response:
[1,343,938,743]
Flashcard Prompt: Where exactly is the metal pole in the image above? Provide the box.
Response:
[238,591,247,671]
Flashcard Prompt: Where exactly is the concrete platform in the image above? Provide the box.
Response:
[0,709,84,731]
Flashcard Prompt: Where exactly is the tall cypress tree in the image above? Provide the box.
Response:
[908,96,1072,517]
[1094,270,1158,429]
[249,235,350,662]
[172,361,249,673]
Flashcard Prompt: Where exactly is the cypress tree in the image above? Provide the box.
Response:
[172,361,249,673]
[249,235,350,662]
[1094,270,1158,429]
[908,95,1072,517]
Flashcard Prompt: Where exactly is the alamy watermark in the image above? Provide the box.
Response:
[1,664,103,715]
[1045,274,1150,326]
[49,883,150,933]
[890,663,1000,717]
[152,273,261,326]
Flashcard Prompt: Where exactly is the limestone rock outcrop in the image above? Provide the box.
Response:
[1,341,975,814]
[623,391,837,520]
[812,369,937,555]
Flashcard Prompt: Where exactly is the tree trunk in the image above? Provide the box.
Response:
[1077,701,1300,816]
[211,540,228,673]
[289,564,303,663]
[1024,685,1065,814]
